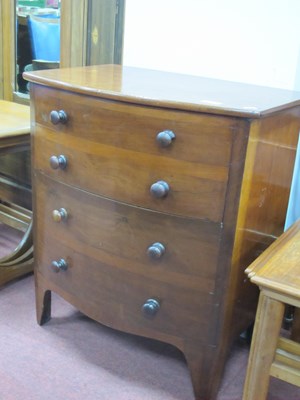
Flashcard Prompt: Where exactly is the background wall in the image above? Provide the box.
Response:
[123,0,300,90]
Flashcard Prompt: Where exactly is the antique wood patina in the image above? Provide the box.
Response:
[24,65,300,399]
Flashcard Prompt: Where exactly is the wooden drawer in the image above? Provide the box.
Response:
[31,86,242,222]
[35,236,216,344]
[32,85,236,167]
[35,172,222,292]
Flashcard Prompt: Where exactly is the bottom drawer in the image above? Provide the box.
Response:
[36,236,216,344]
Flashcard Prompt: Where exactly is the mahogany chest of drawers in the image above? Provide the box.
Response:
[24,65,300,399]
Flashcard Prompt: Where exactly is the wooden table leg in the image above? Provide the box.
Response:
[243,291,285,400]
[0,220,33,285]
[291,307,300,342]
[0,121,32,285]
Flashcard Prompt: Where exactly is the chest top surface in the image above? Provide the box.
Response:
[24,64,300,118]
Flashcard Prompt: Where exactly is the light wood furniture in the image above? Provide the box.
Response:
[0,100,33,284]
[243,220,300,400]
[0,99,30,144]
[24,65,300,400]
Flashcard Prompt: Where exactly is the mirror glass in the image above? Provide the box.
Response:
[16,0,61,94]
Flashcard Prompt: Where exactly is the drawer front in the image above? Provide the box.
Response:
[36,238,215,343]
[34,173,222,342]
[31,85,239,222]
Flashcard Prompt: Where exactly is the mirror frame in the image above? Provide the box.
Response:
[1,0,125,101]
[0,0,89,102]
[0,0,15,101]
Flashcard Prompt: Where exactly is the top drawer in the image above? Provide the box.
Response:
[31,85,243,222]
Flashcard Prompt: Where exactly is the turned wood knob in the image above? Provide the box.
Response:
[156,130,175,147]
[150,181,169,198]
[147,242,165,259]
[142,299,160,316]
[51,258,68,272]
[50,110,68,125]
[49,155,67,170]
[52,208,68,222]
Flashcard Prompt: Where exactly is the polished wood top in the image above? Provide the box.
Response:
[0,100,30,137]
[245,220,300,298]
[24,64,300,118]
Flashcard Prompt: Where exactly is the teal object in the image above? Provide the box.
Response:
[285,134,300,230]
[27,15,60,61]
[18,0,45,7]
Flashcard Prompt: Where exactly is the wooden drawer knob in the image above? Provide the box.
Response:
[142,298,160,316]
[49,155,67,170]
[51,258,68,272]
[147,242,165,259]
[156,130,175,147]
[50,110,68,125]
[52,208,68,222]
[150,181,169,198]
